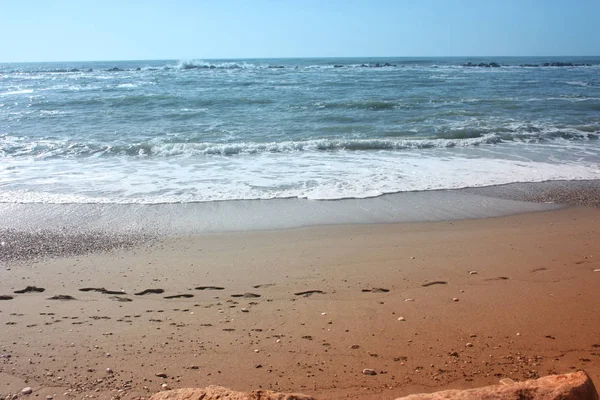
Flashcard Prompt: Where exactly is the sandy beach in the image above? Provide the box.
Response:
[1,195,599,399]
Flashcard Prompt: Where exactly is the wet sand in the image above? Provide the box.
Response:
[1,204,599,399]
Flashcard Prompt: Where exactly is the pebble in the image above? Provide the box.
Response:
[241,308,249,313]
[404,298,414,302]
[21,388,32,395]
[106,368,113,374]
[155,373,167,378]
[46,396,53,400]
[161,384,169,390]
[469,271,477,275]
[516,332,521,336]
[362,368,377,375]
[452,297,459,302]
[500,378,516,386]
[593,269,600,272]
[398,316,406,321]
[466,342,473,347]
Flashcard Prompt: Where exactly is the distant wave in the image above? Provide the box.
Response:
[2,59,599,76]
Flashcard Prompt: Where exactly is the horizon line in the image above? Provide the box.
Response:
[2,55,599,64]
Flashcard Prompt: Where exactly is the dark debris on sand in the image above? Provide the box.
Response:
[0,229,154,263]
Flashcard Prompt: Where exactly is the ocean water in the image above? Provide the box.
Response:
[1,57,599,204]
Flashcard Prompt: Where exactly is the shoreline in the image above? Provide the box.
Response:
[1,205,599,399]
[3,179,600,263]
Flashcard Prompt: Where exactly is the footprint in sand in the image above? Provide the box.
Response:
[14,286,45,294]
[231,293,261,298]
[421,281,447,287]
[109,296,133,302]
[164,294,194,299]
[80,288,126,295]
[252,284,275,289]
[195,286,225,291]
[0,295,14,300]
[134,289,165,295]
[47,295,76,300]
[485,277,510,281]
[294,290,325,296]
[361,288,390,293]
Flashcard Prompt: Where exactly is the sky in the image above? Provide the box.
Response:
[1,0,599,62]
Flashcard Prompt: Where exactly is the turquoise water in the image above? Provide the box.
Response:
[1,57,599,203]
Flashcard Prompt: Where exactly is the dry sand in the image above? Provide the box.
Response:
[1,206,599,399]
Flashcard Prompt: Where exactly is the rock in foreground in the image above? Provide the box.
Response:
[150,386,315,400]
[396,371,598,400]
[149,372,597,400]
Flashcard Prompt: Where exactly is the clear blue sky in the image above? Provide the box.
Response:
[1,0,598,62]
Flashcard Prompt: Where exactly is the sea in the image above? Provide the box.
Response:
[1,57,599,206]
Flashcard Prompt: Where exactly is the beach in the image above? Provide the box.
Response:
[2,56,600,399]
[1,186,599,399]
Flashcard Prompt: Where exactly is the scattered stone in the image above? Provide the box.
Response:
[0,295,13,300]
[449,351,459,357]
[593,269,600,272]
[161,384,169,390]
[469,271,478,275]
[404,298,414,302]
[452,297,459,302]
[241,308,249,312]
[21,387,32,395]
[398,317,406,321]
[156,373,167,378]
[466,343,473,347]
[149,386,315,400]
[106,368,113,374]
[362,369,377,376]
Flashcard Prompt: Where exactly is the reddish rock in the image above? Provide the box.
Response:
[149,386,315,400]
[396,371,598,400]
